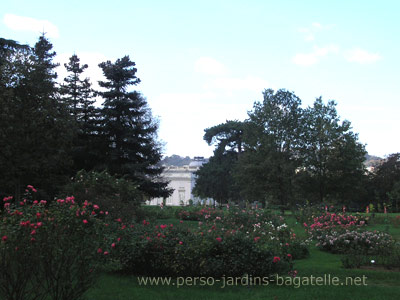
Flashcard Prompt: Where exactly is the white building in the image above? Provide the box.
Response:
[147,157,215,206]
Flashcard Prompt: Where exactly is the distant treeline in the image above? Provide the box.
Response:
[192,89,400,212]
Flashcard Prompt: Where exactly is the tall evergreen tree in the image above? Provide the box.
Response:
[60,54,100,172]
[60,54,95,119]
[0,38,31,199]
[0,35,73,201]
[98,56,170,198]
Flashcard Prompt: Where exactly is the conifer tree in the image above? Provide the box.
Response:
[98,56,170,198]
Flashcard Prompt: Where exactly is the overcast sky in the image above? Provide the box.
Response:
[2,0,399,158]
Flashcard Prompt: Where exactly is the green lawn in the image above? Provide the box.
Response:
[85,213,400,300]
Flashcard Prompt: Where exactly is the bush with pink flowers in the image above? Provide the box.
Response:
[109,207,309,277]
[111,220,293,277]
[0,187,116,300]
[176,207,224,221]
[303,212,367,239]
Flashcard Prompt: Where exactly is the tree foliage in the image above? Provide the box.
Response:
[299,98,367,203]
[236,89,304,207]
[193,120,244,204]
[0,35,74,201]
[372,153,400,210]
[98,56,170,198]
[196,89,368,209]
[0,36,169,204]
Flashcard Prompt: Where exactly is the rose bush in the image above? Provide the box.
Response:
[111,220,293,277]
[315,229,394,255]
[0,188,117,300]
[111,207,309,277]
[304,212,367,239]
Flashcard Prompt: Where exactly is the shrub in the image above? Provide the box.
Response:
[315,229,394,255]
[304,212,367,239]
[341,243,400,269]
[63,170,143,222]
[0,188,115,300]
[175,207,224,221]
[112,221,292,277]
[112,207,310,277]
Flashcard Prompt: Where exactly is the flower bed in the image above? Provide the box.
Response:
[113,221,292,277]
[0,188,116,300]
[112,207,309,277]
[304,212,367,239]
[315,229,394,255]
[1,189,308,297]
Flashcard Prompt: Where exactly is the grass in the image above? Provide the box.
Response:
[85,213,400,300]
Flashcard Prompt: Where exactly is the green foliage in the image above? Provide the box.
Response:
[236,89,303,207]
[0,191,114,300]
[193,151,240,205]
[300,98,367,203]
[112,221,292,278]
[161,155,192,166]
[60,54,101,173]
[1,36,169,205]
[341,243,400,269]
[98,56,171,198]
[201,90,368,209]
[0,35,74,201]
[63,170,143,222]
[315,230,394,255]
[193,120,244,205]
[372,153,400,211]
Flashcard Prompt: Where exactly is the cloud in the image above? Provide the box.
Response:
[194,57,228,76]
[292,45,339,66]
[3,14,59,38]
[344,48,382,64]
[297,22,334,42]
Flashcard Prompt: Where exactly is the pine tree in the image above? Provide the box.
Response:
[98,56,170,198]
[60,54,95,120]
[60,54,100,172]
[0,35,74,200]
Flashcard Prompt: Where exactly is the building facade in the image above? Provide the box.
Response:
[147,157,215,206]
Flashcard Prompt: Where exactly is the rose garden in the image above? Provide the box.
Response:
[1,186,400,299]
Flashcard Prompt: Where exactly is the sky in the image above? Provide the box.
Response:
[1,0,399,158]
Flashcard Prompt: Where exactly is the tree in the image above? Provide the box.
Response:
[372,153,400,211]
[203,120,245,155]
[0,35,74,201]
[60,54,95,120]
[0,38,31,199]
[193,120,244,205]
[236,89,304,208]
[60,54,101,173]
[97,56,170,198]
[300,98,367,204]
